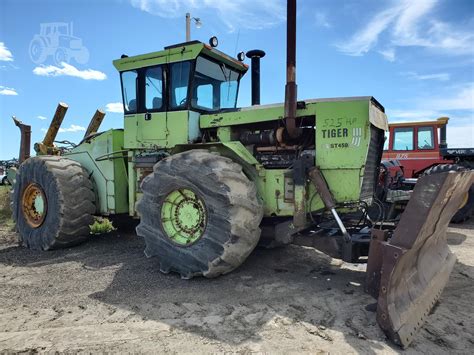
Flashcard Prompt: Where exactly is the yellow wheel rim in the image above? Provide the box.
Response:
[22,183,47,228]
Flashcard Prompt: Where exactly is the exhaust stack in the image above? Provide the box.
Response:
[246,49,266,106]
[12,117,31,163]
[439,117,449,149]
[284,0,300,139]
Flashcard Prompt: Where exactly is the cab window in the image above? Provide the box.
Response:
[393,127,413,150]
[196,84,213,109]
[191,56,240,111]
[417,126,434,150]
[121,70,138,113]
[145,66,163,111]
[170,61,191,109]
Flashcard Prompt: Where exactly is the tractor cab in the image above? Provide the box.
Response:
[113,40,248,149]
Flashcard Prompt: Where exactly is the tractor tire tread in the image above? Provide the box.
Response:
[137,150,263,279]
[12,156,95,250]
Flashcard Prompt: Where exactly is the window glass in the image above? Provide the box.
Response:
[220,81,239,109]
[196,84,213,109]
[170,61,191,109]
[191,56,240,111]
[145,66,163,110]
[383,131,390,150]
[418,126,434,149]
[393,127,414,150]
[121,70,137,113]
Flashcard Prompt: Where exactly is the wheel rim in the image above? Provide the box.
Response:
[161,188,207,246]
[22,183,47,228]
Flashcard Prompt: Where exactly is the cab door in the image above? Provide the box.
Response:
[136,65,167,146]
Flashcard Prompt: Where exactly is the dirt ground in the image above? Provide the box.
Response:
[0,215,473,353]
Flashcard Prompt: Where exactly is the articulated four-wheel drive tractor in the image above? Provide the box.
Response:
[9,0,473,348]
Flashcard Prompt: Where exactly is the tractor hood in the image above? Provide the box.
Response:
[200,96,389,131]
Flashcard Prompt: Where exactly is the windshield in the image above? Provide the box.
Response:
[191,56,240,111]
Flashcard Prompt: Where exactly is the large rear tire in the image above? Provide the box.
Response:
[12,156,95,250]
[136,150,263,279]
[424,164,474,223]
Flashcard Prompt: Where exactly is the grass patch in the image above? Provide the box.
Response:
[90,217,115,234]
[0,186,14,229]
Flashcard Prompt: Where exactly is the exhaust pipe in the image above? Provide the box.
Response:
[246,49,266,106]
[284,0,300,139]
[439,117,448,149]
[12,117,31,163]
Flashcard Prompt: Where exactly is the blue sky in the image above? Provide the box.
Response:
[0,0,473,159]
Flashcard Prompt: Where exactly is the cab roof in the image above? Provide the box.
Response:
[113,40,248,73]
[389,117,449,128]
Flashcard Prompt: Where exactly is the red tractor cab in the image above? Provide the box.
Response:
[380,117,473,223]
[383,117,451,178]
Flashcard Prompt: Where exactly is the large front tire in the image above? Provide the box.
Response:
[12,156,95,250]
[136,150,263,279]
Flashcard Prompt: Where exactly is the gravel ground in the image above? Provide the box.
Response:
[0,219,473,353]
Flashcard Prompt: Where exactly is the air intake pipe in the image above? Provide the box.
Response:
[246,49,266,106]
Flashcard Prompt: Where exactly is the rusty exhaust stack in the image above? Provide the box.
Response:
[284,0,300,139]
[12,117,31,163]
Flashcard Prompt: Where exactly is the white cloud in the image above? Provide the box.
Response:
[33,62,106,80]
[0,42,13,62]
[59,124,86,133]
[41,124,86,133]
[0,85,18,95]
[401,71,450,81]
[378,48,396,62]
[314,12,331,29]
[391,0,436,46]
[37,115,47,120]
[389,84,473,120]
[130,0,285,31]
[425,84,474,111]
[105,102,124,113]
[336,0,474,60]
[335,5,402,56]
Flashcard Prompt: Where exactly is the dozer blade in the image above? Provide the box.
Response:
[366,170,473,348]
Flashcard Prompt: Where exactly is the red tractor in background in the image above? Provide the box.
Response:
[380,117,474,222]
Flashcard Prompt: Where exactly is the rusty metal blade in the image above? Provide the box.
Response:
[370,170,473,348]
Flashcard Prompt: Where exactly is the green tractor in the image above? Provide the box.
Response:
[10,0,473,348]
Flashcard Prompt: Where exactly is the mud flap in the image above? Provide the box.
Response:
[366,170,473,348]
